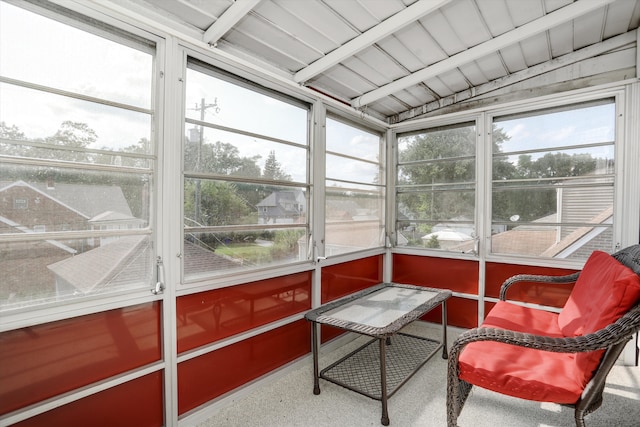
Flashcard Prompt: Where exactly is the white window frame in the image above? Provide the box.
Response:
[0,0,164,332]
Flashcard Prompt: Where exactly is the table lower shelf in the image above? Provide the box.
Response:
[319,332,442,401]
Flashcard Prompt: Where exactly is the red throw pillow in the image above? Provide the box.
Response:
[558,250,640,337]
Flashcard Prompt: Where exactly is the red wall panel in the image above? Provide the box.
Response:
[0,302,161,415]
[13,371,163,427]
[176,272,312,354]
[392,254,478,294]
[177,319,310,415]
[321,255,383,303]
[320,324,346,344]
[485,262,578,307]
[421,296,479,329]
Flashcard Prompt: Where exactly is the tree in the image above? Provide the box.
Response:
[40,121,96,162]
[263,150,291,181]
[398,125,511,226]
[0,121,28,157]
[496,151,600,222]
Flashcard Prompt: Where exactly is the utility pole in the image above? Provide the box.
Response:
[189,97,219,224]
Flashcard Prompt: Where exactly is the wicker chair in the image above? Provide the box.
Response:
[447,244,640,427]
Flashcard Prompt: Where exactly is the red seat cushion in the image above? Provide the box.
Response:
[459,341,585,403]
[459,302,584,403]
[460,253,640,404]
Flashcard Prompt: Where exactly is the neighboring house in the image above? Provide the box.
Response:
[257,190,306,224]
[0,180,144,302]
[450,207,612,259]
[0,180,142,247]
[48,236,240,295]
[48,235,152,296]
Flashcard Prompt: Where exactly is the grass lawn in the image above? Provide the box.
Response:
[215,243,272,262]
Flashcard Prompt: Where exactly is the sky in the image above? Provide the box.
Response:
[0,2,152,149]
[497,102,616,165]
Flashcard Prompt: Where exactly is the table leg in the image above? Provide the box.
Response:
[441,300,448,359]
[379,338,389,426]
[312,321,320,395]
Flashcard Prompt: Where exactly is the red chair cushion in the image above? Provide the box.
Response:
[459,302,584,403]
[558,251,640,379]
[459,341,585,403]
[558,250,640,337]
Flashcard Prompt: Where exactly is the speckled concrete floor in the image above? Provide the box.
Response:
[194,323,640,427]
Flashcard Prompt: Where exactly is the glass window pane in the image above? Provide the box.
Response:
[184,180,306,228]
[0,83,152,158]
[0,2,153,109]
[183,227,308,281]
[185,68,307,145]
[396,123,476,251]
[496,102,615,152]
[492,184,613,223]
[325,181,384,256]
[397,190,475,222]
[491,100,616,259]
[183,62,310,280]
[493,147,615,181]
[1,236,152,310]
[0,164,151,234]
[491,225,613,258]
[398,158,475,185]
[325,117,384,256]
[326,118,380,158]
[398,125,476,161]
[0,4,156,312]
[325,154,380,185]
[184,126,306,182]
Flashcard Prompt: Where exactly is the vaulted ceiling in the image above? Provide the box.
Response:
[93,0,639,123]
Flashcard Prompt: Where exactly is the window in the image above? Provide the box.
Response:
[183,59,310,281]
[325,117,385,256]
[0,2,156,310]
[490,100,615,259]
[396,123,477,252]
[13,198,27,209]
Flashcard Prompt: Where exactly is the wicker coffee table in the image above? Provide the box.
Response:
[305,283,451,425]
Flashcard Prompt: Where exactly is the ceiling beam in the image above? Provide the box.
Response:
[202,0,262,45]
[351,0,618,109]
[390,29,637,123]
[293,0,453,84]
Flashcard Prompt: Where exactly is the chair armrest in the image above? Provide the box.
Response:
[500,272,580,301]
[449,304,640,367]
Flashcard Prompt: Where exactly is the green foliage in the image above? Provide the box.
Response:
[263,150,291,181]
[271,229,303,258]
[424,235,440,248]
[398,123,605,227]
[184,180,253,226]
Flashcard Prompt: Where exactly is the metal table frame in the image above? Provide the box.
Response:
[305,283,452,426]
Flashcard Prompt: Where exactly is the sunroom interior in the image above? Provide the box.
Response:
[1,0,640,426]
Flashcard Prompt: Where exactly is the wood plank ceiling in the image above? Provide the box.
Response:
[102,0,640,123]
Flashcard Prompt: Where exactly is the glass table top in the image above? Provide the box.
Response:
[321,286,439,328]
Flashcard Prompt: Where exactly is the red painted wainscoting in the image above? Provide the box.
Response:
[321,255,383,303]
[420,296,478,330]
[320,255,384,343]
[12,371,164,427]
[0,302,162,417]
[177,319,310,415]
[392,254,478,294]
[176,272,312,354]
[392,254,479,328]
[486,262,578,308]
